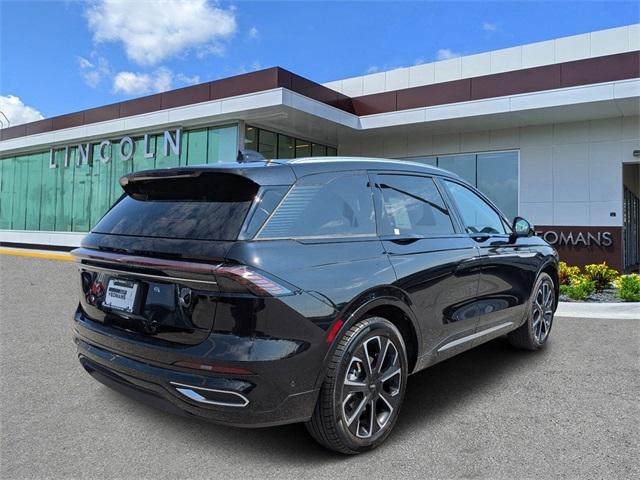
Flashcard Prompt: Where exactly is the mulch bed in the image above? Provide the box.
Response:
[559,287,622,303]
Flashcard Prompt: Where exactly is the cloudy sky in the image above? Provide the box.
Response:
[1,0,637,126]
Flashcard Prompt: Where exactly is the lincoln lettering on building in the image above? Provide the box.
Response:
[48,128,182,168]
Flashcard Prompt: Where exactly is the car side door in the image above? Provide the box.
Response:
[440,179,538,336]
[371,172,481,361]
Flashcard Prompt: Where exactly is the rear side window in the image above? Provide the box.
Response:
[93,173,258,241]
[376,174,454,236]
[257,172,375,239]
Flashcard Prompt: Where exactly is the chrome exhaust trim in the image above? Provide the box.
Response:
[170,382,249,408]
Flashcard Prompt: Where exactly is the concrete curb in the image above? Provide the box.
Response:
[556,302,640,319]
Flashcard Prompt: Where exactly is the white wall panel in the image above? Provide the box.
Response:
[434,58,462,83]
[589,117,622,142]
[522,40,556,68]
[555,33,591,62]
[589,201,622,226]
[490,46,522,73]
[554,202,590,225]
[461,53,491,78]
[432,133,460,154]
[385,68,410,91]
[590,26,629,57]
[520,202,554,225]
[553,143,589,202]
[588,141,622,202]
[553,121,590,144]
[408,63,435,87]
[520,146,553,202]
[362,72,386,95]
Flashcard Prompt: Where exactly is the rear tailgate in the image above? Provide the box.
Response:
[74,169,268,345]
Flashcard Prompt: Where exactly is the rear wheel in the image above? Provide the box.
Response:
[305,316,408,454]
[508,272,556,350]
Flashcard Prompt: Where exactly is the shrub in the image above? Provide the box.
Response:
[559,262,580,286]
[583,262,619,292]
[617,274,640,302]
[561,275,596,301]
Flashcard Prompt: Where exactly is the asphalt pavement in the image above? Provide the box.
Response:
[1,254,638,480]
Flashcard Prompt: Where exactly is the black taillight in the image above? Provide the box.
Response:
[214,264,293,297]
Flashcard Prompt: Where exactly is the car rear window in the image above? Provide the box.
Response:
[93,173,259,241]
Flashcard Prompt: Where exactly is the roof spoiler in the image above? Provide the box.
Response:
[237,149,268,164]
[120,169,203,189]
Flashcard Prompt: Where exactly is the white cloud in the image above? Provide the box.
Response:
[436,48,461,60]
[248,26,260,40]
[113,72,153,95]
[414,58,425,66]
[196,43,227,59]
[153,67,173,92]
[86,0,237,65]
[112,67,199,95]
[176,73,201,85]
[366,66,379,74]
[77,54,111,88]
[0,95,44,127]
[482,21,498,32]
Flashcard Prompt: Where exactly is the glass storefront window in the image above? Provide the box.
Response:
[437,154,476,185]
[295,139,312,157]
[477,152,519,220]
[409,156,437,166]
[0,123,240,233]
[402,151,519,220]
[312,143,327,156]
[277,134,295,159]
[244,126,335,160]
[244,126,257,151]
[258,129,277,160]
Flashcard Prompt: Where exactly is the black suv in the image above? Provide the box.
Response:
[73,156,558,454]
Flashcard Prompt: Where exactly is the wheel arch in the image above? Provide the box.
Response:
[538,259,559,311]
[321,286,422,378]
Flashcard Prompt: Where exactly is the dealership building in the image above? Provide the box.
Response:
[1,24,639,271]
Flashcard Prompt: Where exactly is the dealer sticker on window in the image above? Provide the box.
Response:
[103,279,139,313]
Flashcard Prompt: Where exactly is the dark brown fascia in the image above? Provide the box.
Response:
[1,52,638,141]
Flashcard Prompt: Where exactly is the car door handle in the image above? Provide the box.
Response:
[471,233,491,242]
[382,234,422,245]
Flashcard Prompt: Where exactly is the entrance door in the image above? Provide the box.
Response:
[623,163,640,271]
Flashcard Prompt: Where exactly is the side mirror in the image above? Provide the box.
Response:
[512,216,534,237]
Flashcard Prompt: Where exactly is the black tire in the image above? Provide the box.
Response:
[508,272,556,350]
[305,316,408,454]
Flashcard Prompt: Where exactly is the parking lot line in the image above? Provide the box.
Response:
[0,247,73,261]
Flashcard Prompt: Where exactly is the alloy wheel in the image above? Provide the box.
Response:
[532,280,554,344]
[341,335,402,439]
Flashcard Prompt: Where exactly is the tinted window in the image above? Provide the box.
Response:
[257,172,375,239]
[377,175,454,236]
[242,187,289,238]
[94,173,258,241]
[444,180,506,235]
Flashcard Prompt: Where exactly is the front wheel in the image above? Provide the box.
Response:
[508,272,556,350]
[305,316,408,454]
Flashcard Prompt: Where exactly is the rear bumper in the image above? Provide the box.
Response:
[74,312,322,428]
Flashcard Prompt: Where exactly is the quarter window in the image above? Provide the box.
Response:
[443,180,506,235]
[377,175,454,236]
[257,172,375,239]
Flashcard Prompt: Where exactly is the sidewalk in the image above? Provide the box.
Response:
[0,246,73,261]
[556,302,640,319]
